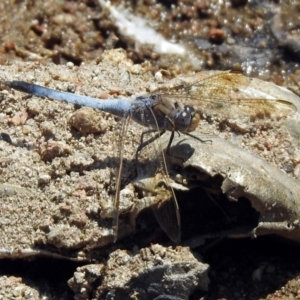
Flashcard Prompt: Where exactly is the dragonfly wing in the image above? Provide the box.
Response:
[148,107,181,242]
[157,71,296,120]
[151,181,181,243]
[113,114,131,242]
[136,104,181,242]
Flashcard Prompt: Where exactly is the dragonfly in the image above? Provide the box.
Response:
[3,78,200,243]
[3,70,296,242]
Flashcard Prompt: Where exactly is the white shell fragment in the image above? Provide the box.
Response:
[170,133,300,242]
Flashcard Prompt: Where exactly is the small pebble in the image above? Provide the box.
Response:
[66,61,74,68]
[208,28,226,45]
[38,174,51,185]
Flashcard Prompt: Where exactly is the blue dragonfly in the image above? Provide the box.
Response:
[3,79,201,243]
[3,70,296,242]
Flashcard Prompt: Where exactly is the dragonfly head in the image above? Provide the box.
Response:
[175,105,200,133]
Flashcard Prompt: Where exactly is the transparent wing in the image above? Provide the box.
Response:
[113,105,181,243]
[156,71,296,119]
[138,106,181,243]
[113,114,131,242]
[150,174,181,243]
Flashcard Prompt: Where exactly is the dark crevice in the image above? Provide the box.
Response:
[0,257,82,299]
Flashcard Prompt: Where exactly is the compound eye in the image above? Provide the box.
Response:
[185,105,195,114]
[175,105,194,132]
[187,111,200,132]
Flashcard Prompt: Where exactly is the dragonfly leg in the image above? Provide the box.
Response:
[135,130,165,172]
[166,131,175,156]
[183,132,213,144]
[165,131,188,160]
[166,131,212,161]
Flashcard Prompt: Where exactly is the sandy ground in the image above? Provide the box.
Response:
[1,1,300,300]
